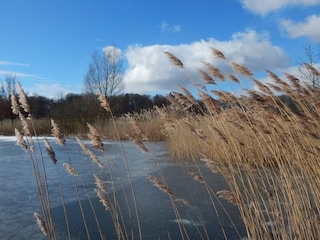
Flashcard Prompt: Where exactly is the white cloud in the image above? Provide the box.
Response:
[160,21,181,33]
[0,70,31,78]
[279,14,320,41]
[240,0,320,16]
[103,45,122,63]
[21,82,82,99]
[0,61,31,67]
[123,30,291,94]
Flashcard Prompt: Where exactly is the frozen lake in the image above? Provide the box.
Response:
[0,136,247,239]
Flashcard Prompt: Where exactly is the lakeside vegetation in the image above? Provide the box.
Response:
[4,48,320,239]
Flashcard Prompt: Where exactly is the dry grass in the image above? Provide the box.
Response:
[163,50,320,239]
[10,48,320,240]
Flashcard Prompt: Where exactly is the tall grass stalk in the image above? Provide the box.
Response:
[164,49,320,239]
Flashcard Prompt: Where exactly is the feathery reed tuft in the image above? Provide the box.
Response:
[98,92,111,112]
[95,189,110,210]
[10,92,20,115]
[216,190,238,205]
[93,174,108,193]
[34,212,48,236]
[16,80,30,113]
[14,128,27,150]
[76,137,104,168]
[188,170,205,183]
[145,175,174,197]
[198,68,216,84]
[211,48,226,59]
[202,61,225,81]
[62,163,78,176]
[227,73,240,83]
[19,112,32,137]
[164,51,184,68]
[43,137,57,164]
[231,62,253,77]
[50,119,65,146]
[304,63,320,76]
[87,123,104,151]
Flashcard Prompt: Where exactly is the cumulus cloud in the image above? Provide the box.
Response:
[123,30,291,94]
[240,0,320,16]
[279,15,320,41]
[103,45,122,63]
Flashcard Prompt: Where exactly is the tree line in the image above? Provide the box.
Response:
[0,90,169,127]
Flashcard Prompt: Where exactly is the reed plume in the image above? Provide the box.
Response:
[16,80,30,113]
[145,175,174,197]
[227,73,240,83]
[87,123,104,151]
[43,137,57,164]
[164,51,184,68]
[14,128,27,150]
[76,137,104,168]
[202,61,225,81]
[62,163,78,176]
[19,112,32,137]
[216,190,238,205]
[10,92,19,115]
[93,174,108,193]
[303,63,320,76]
[198,68,216,84]
[98,92,111,112]
[95,189,110,210]
[211,48,226,59]
[34,212,48,236]
[231,61,253,77]
[50,119,65,146]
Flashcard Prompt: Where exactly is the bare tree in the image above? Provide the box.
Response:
[1,74,17,99]
[85,45,124,97]
[298,42,320,88]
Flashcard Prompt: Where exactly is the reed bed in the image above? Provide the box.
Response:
[163,49,320,239]
[10,47,320,240]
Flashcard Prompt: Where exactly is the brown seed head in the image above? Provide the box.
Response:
[16,80,30,113]
[87,123,104,151]
[227,73,240,83]
[76,137,103,168]
[15,128,27,150]
[211,48,226,59]
[95,189,110,210]
[50,119,65,146]
[198,68,216,85]
[63,163,78,176]
[202,61,225,81]
[34,212,48,236]
[19,112,32,137]
[217,190,238,205]
[10,92,20,115]
[93,174,108,192]
[146,175,174,197]
[98,92,111,112]
[164,51,184,68]
[43,137,57,164]
[231,62,253,77]
[304,63,320,76]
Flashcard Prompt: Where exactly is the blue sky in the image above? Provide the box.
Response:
[0,0,320,98]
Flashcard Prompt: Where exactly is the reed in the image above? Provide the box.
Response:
[163,49,320,239]
[10,47,320,240]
